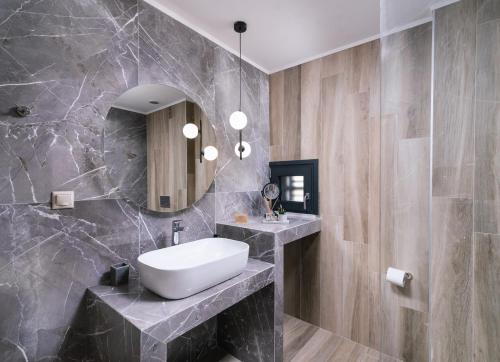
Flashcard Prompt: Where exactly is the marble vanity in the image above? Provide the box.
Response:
[87,259,274,361]
[86,215,320,361]
[216,215,321,362]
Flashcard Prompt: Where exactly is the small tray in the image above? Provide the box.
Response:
[262,219,290,224]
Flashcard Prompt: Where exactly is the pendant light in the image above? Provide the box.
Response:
[182,123,198,139]
[231,21,251,159]
[203,145,218,161]
[182,114,218,162]
[197,116,218,162]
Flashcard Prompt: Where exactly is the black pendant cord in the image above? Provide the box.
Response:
[239,32,242,112]
[234,21,247,160]
[239,32,243,159]
[239,130,242,160]
[199,118,203,163]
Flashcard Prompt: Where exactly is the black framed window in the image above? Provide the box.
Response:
[269,159,318,214]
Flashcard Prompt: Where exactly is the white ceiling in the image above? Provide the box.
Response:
[113,84,187,114]
[145,0,458,74]
[381,0,457,34]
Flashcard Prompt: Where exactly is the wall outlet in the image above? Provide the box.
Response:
[51,191,74,209]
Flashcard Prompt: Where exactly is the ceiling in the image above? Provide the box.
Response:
[113,84,187,114]
[144,0,457,74]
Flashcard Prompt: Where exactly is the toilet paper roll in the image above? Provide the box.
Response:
[386,267,412,287]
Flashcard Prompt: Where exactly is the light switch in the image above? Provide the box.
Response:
[51,191,74,209]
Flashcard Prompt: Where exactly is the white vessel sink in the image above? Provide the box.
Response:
[137,238,249,299]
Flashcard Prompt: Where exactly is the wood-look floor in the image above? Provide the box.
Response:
[284,315,401,362]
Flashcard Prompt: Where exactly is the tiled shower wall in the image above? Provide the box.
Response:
[432,0,500,360]
[473,0,500,358]
[0,0,269,360]
[380,22,432,361]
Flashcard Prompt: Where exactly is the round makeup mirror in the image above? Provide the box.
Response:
[104,84,217,213]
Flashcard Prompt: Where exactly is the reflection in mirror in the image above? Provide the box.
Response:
[105,84,217,213]
[280,176,304,202]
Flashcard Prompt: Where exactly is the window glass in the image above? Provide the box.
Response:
[280,175,304,202]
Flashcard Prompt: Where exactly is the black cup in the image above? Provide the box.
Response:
[110,262,129,286]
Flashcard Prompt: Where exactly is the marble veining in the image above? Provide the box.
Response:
[166,316,222,362]
[0,0,139,204]
[0,0,269,360]
[104,107,147,208]
[86,259,274,362]
[217,215,321,246]
[216,215,321,362]
[88,259,273,338]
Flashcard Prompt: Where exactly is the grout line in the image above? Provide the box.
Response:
[428,8,436,362]
[471,0,479,360]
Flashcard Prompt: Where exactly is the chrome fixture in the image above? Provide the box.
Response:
[231,21,251,159]
[303,193,310,211]
[171,219,184,245]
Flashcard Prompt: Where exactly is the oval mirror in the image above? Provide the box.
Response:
[104,84,217,213]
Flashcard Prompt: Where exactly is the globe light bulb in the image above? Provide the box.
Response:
[234,141,251,158]
[229,111,247,130]
[182,123,198,139]
[203,146,218,161]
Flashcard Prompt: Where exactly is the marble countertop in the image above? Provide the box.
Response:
[87,258,274,343]
[217,214,321,246]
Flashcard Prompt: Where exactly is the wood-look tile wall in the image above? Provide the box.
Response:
[270,67,301,162]
[474,0,500,360]
[273,1,500,360]
[431,1,476,360]
[380,23,432,361]
[272,24,433,361]
[147,102,188,211]
[270,40,381,350]
[433,0,500,361]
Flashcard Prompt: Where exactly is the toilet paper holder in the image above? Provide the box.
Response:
[386,267,413,288]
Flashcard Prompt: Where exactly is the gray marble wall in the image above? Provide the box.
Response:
[105,108,148,208]
[0,0,269,360]
[215,225,279,362]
